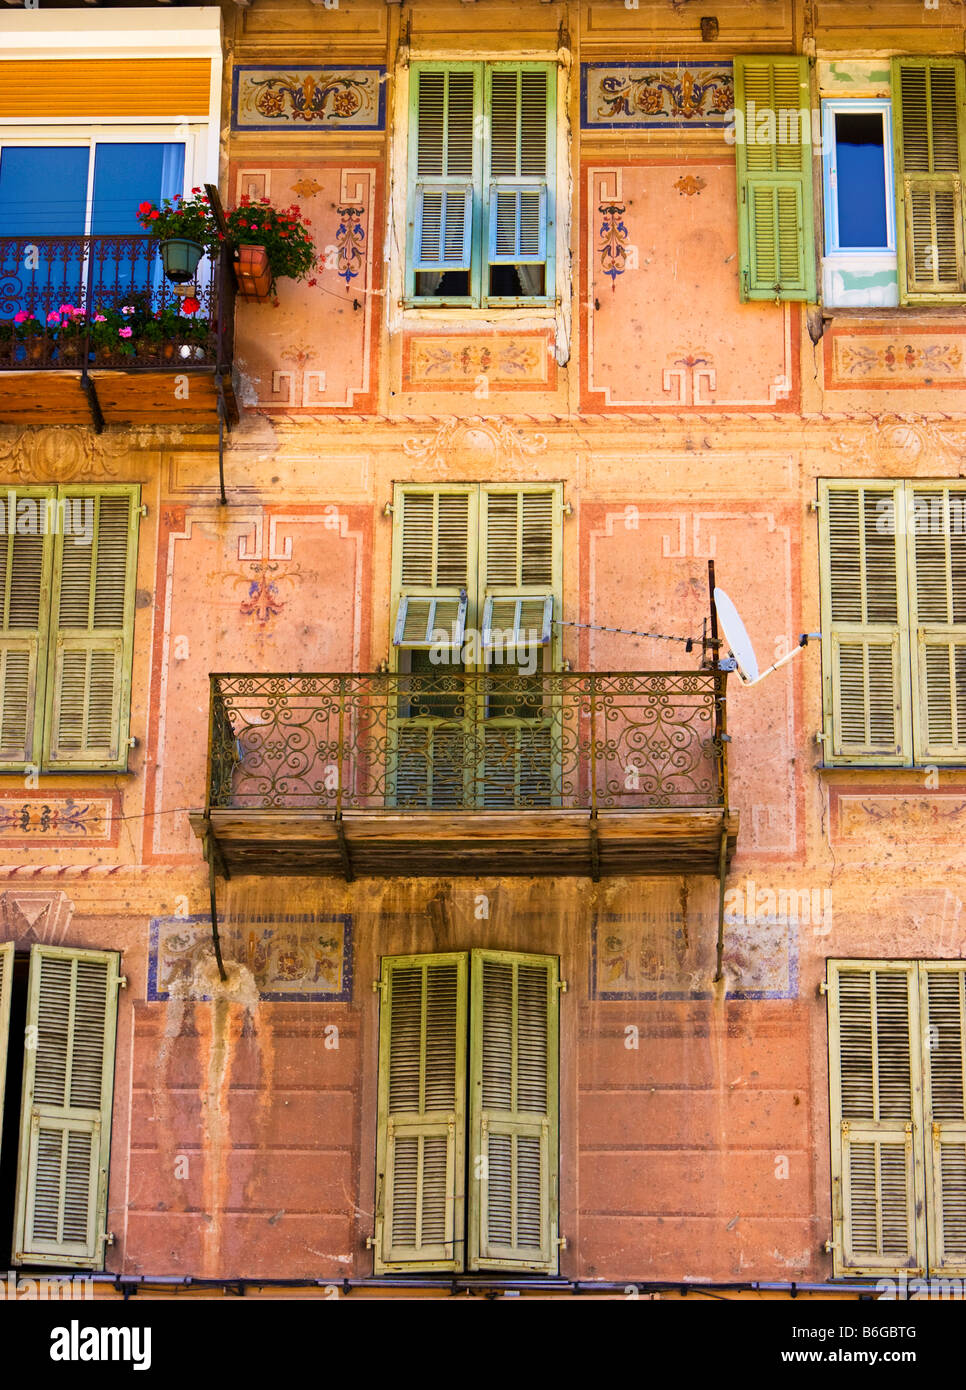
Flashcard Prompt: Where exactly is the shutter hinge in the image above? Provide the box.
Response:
[366,1235,378,1249]
[382,501,393,517]
[808,498,822,512]
[841,1120,850,1136]
[102,1231,116,1246]
[823,1238,834,1254]
[372,979,386,994]
[116,974,128,990]
[562,500,573,517]
[128,736,138,748]
[557,1235,568,1250]
[814,731,827,745]
[818,980,829,996]
[932,1122,941,1144]
[557,978,568,993]
[138,504,148,518]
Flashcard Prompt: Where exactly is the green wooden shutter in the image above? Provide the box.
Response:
[374,953,467,1272]
[734,56,816,301]
[485,65,554,295]
[921,962,966,1275]
[0,941,13,1172]
[13,944,121,1269]
[408,66,480,286]
[43,486,140,771]
[819,482,912,764]
[892,58,966,303]
[907,485,966,762]
[828,961,927,1276]
[0,488,54,770]
[468,950,559,1272]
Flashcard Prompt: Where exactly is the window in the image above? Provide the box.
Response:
[373,950,560,1273]
[827,960,966,1278]
[0,485,140,773]
[818,480,966,766]
[0,942,122,1268]
[734,56,816,302]
[405,63,556,307]
[390,483,562,808]
[821,101,897,308]
[0,137,188,305]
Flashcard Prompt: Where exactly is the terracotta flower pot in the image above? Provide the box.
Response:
[234,245,273,301]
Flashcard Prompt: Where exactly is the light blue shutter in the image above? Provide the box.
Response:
[486,67,553,287]
[411,67,478,274]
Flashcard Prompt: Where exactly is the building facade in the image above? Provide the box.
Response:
[0,0,964,1294]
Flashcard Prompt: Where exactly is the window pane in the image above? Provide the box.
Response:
[835,112,888,249]
[0,146,89,235]
[90,143,185,298]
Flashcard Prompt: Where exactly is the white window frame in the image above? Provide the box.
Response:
[821,98,899,309]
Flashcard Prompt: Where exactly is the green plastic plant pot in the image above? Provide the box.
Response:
[159,238,204,284]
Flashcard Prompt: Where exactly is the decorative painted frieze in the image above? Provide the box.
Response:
[581,62,734,130]
[232,66,386,132]
[403,333,555,390]
[0,795,115,842]
[148,914,353,1002]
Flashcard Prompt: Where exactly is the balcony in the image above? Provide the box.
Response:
[0,234,237,428]
[191,671,738,880]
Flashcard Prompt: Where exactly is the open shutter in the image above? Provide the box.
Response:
[907,485,966,761]
[0,941,12,1172]
[819,482,912,764]
[410,66,479,276]
[734,56,816,301]
[892,58,966,302]
[486,66,553,285]
[44,486,139,771]
[482,595,553,654]
[13,944,121,1268]
[921,963,966,1275]
[374,953,467,1273]
[468,950,559,1272]
[393,594,467,652]
[828,961,926,1276]
[0,487,53,769]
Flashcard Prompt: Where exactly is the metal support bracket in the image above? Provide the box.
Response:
[334,813,355,883]
[203,829,228,983]
[216,384,228,506]
[588,810,600,883]
[80,371,105,433]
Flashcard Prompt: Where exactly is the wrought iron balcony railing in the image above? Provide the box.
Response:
[206,671,728,815]
[0,234,235,371]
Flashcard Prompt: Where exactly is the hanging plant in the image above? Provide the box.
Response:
[225,196,316,296]
[136,190,223,282]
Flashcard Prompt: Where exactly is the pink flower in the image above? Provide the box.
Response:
[250,225,259,232]
[13,310,32,324]
[118,327,132,338]
[58,303,76,316]
[94,314,107,323]
[46,312,60,324]
[121,305,135,316]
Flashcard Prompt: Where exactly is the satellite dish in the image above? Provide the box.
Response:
[713,587,759,682]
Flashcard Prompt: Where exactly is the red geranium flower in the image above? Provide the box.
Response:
[181,296,201,315]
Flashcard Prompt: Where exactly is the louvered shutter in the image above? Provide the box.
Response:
[393,595,467,652]
[468,950,559,1272]
[374,953,467,1273]
[482,488,557,593]
[907,485,966,761]
[482,595,553,653]
[828,961,927,1276]
[486,67,553,278]
[734,57,816,301]
[921,963,966,1275]
[13,945,121,1269]
[44,486,139,771]
[819,482,912,764]
[0,941,13,1172]
[892,59,966,302]
[410,66,479,275]
[0,487,53,769]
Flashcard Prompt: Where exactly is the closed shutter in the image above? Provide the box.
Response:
[374,953,467,1273]
[396,487,475,594]
[0,941,12,1172]
[482,488,556,592]
[410,66,479,275]
[468,950,559,1272]
[44,486,139,771]
[921,963,966,1275]
[486,67,553,277]
[828,961,927,1276]
[908,485,966,761]
[892,59,966,302]
[734,57,816,301]
[13,945,121,1269]
[819,482,912,763]
[0,487,54,769]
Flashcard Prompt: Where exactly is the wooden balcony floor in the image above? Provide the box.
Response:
[190,807,739,880]
[0,369,237,426]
